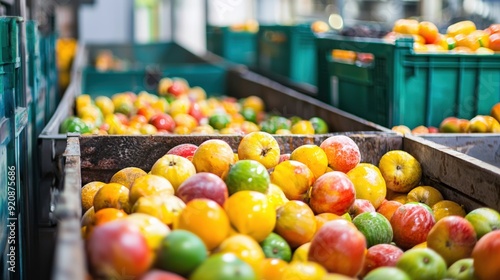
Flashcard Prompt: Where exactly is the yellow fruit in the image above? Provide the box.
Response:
[215,234,266,272]
[282,261,327,280]
[258,258,288,280]
[93,183,131,213]
[81,206,95,228]
[81,181,105,213]
[76,94,92,112]
[124,213,171,251]
[346,163,387,209]
[128,174,175,206]
[109,167,148,189]
[266,183,289,210]
[290,120,315,134]
[270,160,314,201]
[406,186,444,208]
[290,144,329,180]
[150,154,196,192]
[378,150,422,193]
[432,200,466,221]
[94,96,115,116]
[242,95,265,113]
[413,241,427,249]
[224,191,276,242]
[275,200,316,249]
[174,198,230,251]
[292,242,311,262]
[131,194,186,226]
[192,139,236,177]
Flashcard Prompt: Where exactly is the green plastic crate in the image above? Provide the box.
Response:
[256,24,317,85]
[40,33,59,122]
[316,34,500,129]
[77,42,227,97]
[206,25,257,66]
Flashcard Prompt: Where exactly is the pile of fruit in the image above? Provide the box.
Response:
[392,101,500,134]
[80,132,500,280]
[384,19,500,54]
[59,77,329,136]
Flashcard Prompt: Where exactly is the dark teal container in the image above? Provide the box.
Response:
[206,25,257,67]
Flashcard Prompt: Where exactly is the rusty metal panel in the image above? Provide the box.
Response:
[404,135,500,212]
[419,134,500,168]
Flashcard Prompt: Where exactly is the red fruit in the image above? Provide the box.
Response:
[472,230,500,280]
[86,220,154,278]
[390,203,436,250]
[489,32,500,51]
[168,81,188,97]
[320,135,361,173]
[360,244,404,278]
[309,171,356,215]
[349,199,376,219]
[167,144,198,160]
[308,219,367,277]
[149,113,176,132]
[176,172,229,206]
[188,102,204,123]
[138,270,186,280]
[115,113,130,125]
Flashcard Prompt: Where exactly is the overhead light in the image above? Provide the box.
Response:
[329,14,344,30]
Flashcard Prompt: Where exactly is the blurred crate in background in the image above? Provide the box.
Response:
[40,33,59,122]
[256,24,318,86]
[206,25,257,67]
[316,34,500,129]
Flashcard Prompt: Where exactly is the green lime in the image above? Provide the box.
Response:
[65,118,91,134]
[225,160,270,195]
[155,229,208,277]
[190,253,255,280]
[241,107,257,123]
[208,113,231,130]
[59,116,77,133]
[259,119,276,134]
[269,116,291,131]
[260,232,292,262]
[309,117,329,134]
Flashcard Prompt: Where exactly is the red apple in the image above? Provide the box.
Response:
[427,216,477,266]
[308,219,367,277]
[149,113,176,132]
[428,126,439,133]
[86,220,154,278]
[188,102,204,123]
[168,80,188,97]
[349,199,376,219]
[176,172,228,206]
[390,203,436,250]
[309,171,356,215]
[377,200,403,222]
[360,244,404,278]
[138,270,186,280]
[167,144,198,161]
[472,230,500,280]
[320,135,361,173]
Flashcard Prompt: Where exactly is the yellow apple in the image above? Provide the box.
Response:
[237,131,280,169]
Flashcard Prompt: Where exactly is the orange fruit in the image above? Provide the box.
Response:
[131,194,186,227]
[418,21,439,44]
[86,208,128,238]
[290,144,328,180]
[431,200,466,221]
[270,160,314,201]
[314,213,342,233]
[258,258,287,280]
[391,194,409,205]
[291,242,311,262]
[347,163,387,209]
[192,139,235,178]
[290,120,315,134]
[215,234,266,272]
[282,261,327,280]
[275,200,316,249]
[413,241,427,249]
[241,95,264,113]
[174,198,230,250]
[124,213,171,251]
[81,206,95,228]
[129,174,175,206]
[491,102,500,123]
[224,191,276,242]
[109,167,147,189]
[93,183,131,213]
[81,181,105,213]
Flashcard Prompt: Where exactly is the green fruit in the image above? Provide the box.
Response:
[156,229,208,277]
[352,212,393,248]
[225,160,270,195]
[59,116,77,133]
[465,207,500,239]
[364,267,411,280]
[309,117,329,134]
[65,118,91,134]
[289,116,302,125]
[114,102,133,116]
[189,253,256,280]
[446,258,477,280]
[209,113,231,130]
[241,107,257,123]
[396,248,447,280]
[259,120,276,134]
[269,116,291,131]
[260,232,292,262]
